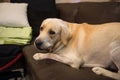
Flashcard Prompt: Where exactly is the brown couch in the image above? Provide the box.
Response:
[23,2,120,80]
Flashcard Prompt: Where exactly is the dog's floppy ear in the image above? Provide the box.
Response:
[60,22,71,45]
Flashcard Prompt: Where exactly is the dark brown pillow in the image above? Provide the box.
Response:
[75,2,120,24]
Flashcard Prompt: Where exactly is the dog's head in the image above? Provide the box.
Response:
[34,18,71,52]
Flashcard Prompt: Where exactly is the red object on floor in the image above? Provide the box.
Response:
[0,53,23,71]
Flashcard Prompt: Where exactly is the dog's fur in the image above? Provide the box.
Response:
[33,18,120,80]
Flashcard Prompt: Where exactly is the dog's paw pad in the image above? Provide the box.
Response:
[33,53,40,60]
[92,67,102,75]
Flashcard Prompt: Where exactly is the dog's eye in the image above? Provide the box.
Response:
[40,27,43,31]
[49,30,55,35]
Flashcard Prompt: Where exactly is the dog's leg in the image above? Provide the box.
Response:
[92,67,120,80]
[111,40,120,74]
[110,44,120,80]
[33,53,82,69]
[92,41,120,80]
[111,47,120,72]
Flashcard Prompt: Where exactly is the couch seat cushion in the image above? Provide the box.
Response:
[23,45,114,80]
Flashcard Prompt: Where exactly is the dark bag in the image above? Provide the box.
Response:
[0,45,23,71]
[27,0,59,37]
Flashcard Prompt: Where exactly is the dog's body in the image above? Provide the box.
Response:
[33,18,120,80]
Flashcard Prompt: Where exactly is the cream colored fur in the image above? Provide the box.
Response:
[33,18,120,80]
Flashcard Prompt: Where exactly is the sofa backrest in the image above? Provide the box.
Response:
[57,2,120,24]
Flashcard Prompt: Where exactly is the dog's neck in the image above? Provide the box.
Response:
[52,40,65,53]
[52,22,84,53]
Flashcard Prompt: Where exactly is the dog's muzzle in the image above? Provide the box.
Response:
[34,39,53,53]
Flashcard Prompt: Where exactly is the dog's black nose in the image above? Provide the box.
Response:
[35,40,43,48]
[36,42,43,47]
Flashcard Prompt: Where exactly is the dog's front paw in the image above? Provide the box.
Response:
[92,67,102,75]
[70,64,80,69]
[33,53,41,60]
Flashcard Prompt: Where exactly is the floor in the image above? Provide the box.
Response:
[0,68,30,80]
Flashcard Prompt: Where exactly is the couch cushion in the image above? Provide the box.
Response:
[57,2,120,24]
[57,3,79,22]
[23,45,114,80]
[75,2,120,24]
[0,3,29,27]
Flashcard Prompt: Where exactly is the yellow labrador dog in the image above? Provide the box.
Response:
[33,18,120,80]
